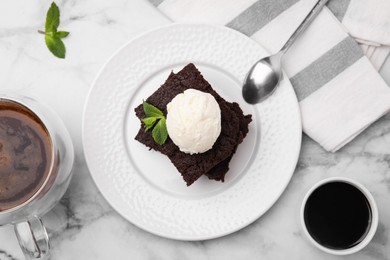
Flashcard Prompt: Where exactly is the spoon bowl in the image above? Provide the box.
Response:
[242,53,282,104]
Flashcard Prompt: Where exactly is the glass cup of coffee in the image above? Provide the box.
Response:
[300,177,378,255]
[0,94,74,260]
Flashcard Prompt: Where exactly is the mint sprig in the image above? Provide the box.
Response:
[38,2,69,59]
[142,101,168,145]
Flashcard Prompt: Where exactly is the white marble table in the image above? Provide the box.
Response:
[1,0,390,259]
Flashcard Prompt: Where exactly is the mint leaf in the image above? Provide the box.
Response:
[56,31,70,38]
[40,2,69,59]
[152,118,168,145]
[45,35,65,58]
[141,117,158,132]
[143,101,163,118]
[141,101,168,145]
[45,2,60,32]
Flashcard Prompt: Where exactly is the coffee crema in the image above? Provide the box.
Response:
[0,100,52,211]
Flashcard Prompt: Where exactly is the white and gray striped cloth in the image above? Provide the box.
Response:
[148,0,390,152]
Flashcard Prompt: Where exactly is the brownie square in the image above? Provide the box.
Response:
[135,63,251,186]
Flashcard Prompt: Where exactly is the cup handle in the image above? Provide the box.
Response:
[14,216,50,260]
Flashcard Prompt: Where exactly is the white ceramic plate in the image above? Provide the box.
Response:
[83,24,302,240]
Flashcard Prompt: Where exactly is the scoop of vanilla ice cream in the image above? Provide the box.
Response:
[166,89,221,154]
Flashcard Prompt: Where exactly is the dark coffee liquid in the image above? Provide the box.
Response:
[304,181,372,250]
[0,100,52,211]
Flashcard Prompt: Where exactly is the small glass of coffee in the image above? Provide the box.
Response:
[301,177,378,255]
[0,94,74,260]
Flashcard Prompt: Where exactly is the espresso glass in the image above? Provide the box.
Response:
[0,94,74,260]
[301,177,378,255]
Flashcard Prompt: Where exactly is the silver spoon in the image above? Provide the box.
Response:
[242,0,329,104]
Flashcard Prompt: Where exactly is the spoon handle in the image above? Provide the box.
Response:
[280,0,329,54]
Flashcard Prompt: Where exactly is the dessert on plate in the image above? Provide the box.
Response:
[134,63,251,186]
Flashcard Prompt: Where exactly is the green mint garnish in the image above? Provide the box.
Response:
[142,101,168,145]
[38,2,69,59]
[152,118,168,145]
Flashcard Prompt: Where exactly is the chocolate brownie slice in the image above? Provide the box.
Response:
[204,102,252,181]
[135,63,252,186]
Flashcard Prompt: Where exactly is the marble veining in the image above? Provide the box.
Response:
[0,0,389,259]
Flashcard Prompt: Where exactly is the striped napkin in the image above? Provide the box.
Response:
[148,0,390,152]
[342,0,390,70]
